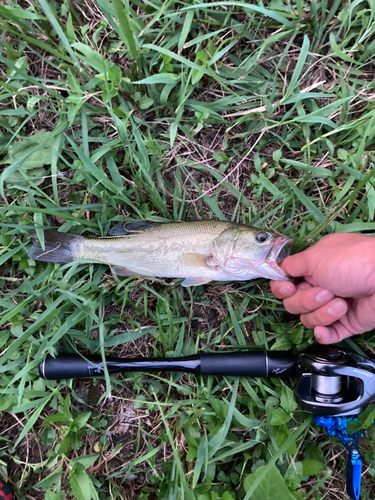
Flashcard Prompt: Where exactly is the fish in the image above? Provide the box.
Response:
[28,220,294,287]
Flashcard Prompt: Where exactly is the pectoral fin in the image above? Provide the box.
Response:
[180,253,210,267]
[179,254,213,286]
[181,277,212,287]
[112,265,143,277]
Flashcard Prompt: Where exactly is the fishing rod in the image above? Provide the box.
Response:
[40,346,375,500]
[39,350,297,379]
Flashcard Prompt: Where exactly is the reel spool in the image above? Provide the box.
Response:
[296,346,375,417]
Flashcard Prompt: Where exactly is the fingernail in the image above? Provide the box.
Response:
[314,329,322,341]
[328,300,347,316]
[316,289,334,303]
[315,326,328,344]
[279,284,294,296]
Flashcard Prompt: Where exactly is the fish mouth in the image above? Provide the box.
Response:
[275,238,294,265]
[265,236,294,280]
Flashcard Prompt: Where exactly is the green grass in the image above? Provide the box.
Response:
[1,0,375,499]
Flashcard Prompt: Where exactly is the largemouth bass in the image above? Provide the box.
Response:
[28,220,293,287]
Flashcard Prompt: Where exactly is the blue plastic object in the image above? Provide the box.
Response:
[314,416,362,500]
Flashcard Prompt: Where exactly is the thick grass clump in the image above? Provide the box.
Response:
[1,1,375,499]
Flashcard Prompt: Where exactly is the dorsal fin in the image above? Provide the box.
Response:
[109,220,164,236]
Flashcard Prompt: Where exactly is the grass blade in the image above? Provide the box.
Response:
[112,0,140,62]
[36,0,80,66]
[282,34,310,101]
[181,2,295,28]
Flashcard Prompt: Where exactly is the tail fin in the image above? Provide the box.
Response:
[28,230,83,263]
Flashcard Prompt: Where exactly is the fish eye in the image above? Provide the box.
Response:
[256,232,268,243]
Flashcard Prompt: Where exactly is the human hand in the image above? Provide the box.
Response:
[270,233,375,344]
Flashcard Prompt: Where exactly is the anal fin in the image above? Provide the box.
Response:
[181,277,212,287]
[112,265,143,277]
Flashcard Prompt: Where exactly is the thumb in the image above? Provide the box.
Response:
[279,250,312,277]
[346,295,375,333]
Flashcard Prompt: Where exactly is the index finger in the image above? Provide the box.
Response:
[270,280,296,299]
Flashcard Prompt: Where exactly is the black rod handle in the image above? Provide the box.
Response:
[39,354,103,379]
[200,351,297,378]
